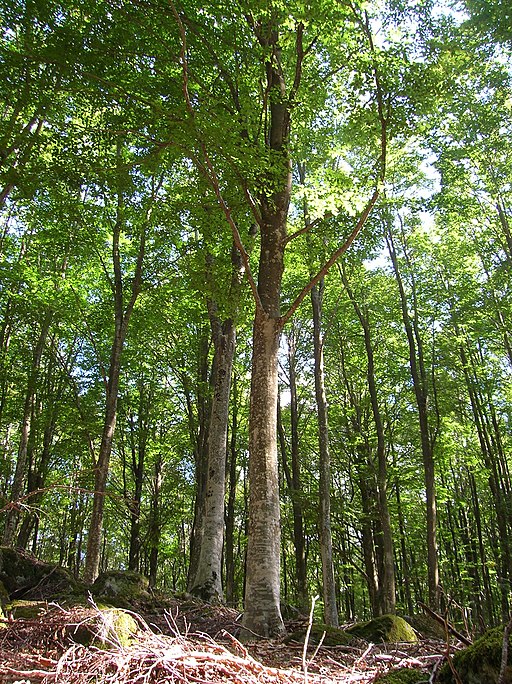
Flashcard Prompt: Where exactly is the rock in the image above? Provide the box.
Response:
[0,546,82,600]
[346,614,418,643]
[70,607,139,649]
[91,570,151,608]
[375,667,427,683]
[10,600,48,619]
[285,623,353,646]
[438,625,512,684]
[404,614,446,640]
[0,578,9,608]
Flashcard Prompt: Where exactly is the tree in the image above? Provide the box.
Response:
[170,0,389,636]
[84,144,163,583]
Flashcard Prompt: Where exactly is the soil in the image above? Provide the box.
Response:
[0,595,458,683]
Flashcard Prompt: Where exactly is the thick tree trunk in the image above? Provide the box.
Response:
[311,280,339,627]
[240,17,292,638]
[242,310,284,637]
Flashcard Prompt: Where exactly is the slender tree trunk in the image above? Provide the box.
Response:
[225,376,239,607]
[3,310,52,546]
[340,264,396,614]
[185,330,211,589]
[311,279,339,627]
[84,143,146,583]
[387,227,439,608]
[148,454,164,589]
[286,333,308,613]
[84,337,123,583]
[127,402,148,573]
[277,330,308,613]
[189,244,241,602]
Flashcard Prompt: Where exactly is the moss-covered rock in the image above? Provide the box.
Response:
[0,578,9,608]
[438,625,512,684]
[10,600,48,619]
[285,623,353,646]
[0,579,7,626]
[375,667,428,683]
[0,546,81,599]
[346,615,418,643]
[91,570,151,608]
[70,608,139,649]
[404,614,446,640]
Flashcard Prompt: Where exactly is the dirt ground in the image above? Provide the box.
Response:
[0,598,453,683]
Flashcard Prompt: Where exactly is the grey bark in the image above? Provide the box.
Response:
[311,279,339,627]
[189,314,236,602]
[243,309,285,637]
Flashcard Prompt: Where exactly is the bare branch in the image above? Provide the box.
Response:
[280,188,379,328]
[285,214,330,244]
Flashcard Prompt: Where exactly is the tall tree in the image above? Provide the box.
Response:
[171,0,388,636]
[84,144,162,583]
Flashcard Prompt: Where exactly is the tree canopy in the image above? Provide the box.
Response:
[1,0,511,637]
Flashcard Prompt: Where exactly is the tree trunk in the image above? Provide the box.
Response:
[311,280,339,627]
[3,310,52,546]
[240,16,292,638]
[84,337,123,583]
[277,330,308,613]
[340,264,396,614]
[189,315,236,602]
[148,454,164,589]
[243,309,284,637]
[185,329,211,589]
[127,400,148,573]
[386,227,439,608]
[225,376,239,607]
[84,142,145,583]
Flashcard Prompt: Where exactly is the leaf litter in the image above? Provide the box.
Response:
[0,599,453,683]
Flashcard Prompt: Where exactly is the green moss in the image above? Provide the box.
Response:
[91,570,151,608]
[71,608,139,649]
[285,623,353,646]
[347,615,418,643]
[438,625,512,684]
[0,546,81,599]
[10,600,48,619]
[375,667,427,683]
[404,614,446,640]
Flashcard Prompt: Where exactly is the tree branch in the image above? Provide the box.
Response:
[169,0,263,313]
[280,188,379,328]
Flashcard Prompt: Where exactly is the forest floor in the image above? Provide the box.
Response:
[0,595,454,683]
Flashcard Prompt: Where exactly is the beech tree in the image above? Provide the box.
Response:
[3,0,512,636]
